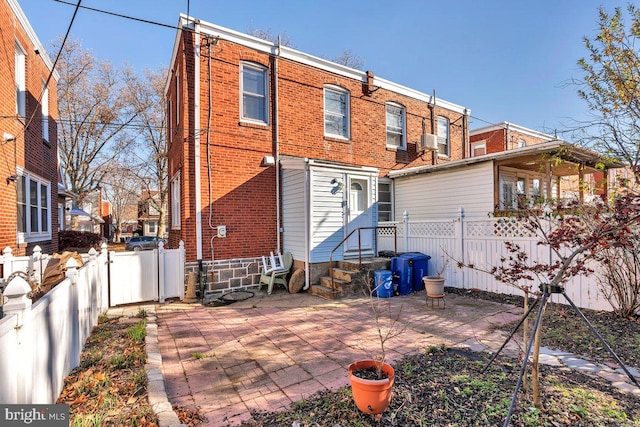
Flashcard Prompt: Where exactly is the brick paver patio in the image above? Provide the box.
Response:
[156,291,522,426]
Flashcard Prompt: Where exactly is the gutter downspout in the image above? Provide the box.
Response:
[463,108,470,158]
[194,22,203,261]
[275,37,281,254]
[303,160,310,290]
[430,90,437,165]
[505,122,511,151]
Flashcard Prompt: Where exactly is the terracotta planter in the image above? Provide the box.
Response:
[423,276,445,297]
[348,360,395,414]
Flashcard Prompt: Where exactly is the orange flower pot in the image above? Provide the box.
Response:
[348,360,395,415]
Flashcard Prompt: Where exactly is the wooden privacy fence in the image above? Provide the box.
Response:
[379,209,612,311]
[0,242,186,404]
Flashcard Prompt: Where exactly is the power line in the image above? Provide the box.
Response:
[53,0,191,32]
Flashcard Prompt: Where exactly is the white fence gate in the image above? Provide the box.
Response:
[0,241,187,404]
[379,210,614,311]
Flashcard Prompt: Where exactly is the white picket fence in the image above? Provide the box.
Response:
[0,242,186,404]
[379,209,613,311]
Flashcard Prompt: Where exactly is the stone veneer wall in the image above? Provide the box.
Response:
[185,257,262,295]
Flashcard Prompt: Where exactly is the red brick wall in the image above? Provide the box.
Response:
[0,1,59,256]
[171,32,467,261]
[470,129,507,154]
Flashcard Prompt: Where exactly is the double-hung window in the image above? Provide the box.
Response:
[170,172,181,230]
[386,103,405,149]
[241,63,268,123]
[17,172,51,242]
[324,86,349,139]
[437,116,450,156]
[15,43,26,117]
[377,180,394,222]
[42,81,49,143]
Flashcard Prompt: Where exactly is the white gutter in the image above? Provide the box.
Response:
[194,22,203,260]
[303,161,310,290]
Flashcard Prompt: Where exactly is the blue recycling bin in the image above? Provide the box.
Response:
[400,253,431,292]
[373,270,393,298]
[391,256,413,295]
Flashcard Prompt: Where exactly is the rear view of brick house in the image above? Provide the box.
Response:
[166,15,470,294]
[0,0,60,256]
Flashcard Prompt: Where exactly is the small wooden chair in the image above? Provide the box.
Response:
[259,252,293,295]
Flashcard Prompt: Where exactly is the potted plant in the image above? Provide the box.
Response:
[423,259,449,297]
[348,274,405,417]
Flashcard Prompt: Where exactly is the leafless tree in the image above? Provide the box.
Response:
[123,68,168,238]
[247,26,295,47]
[333,49,365,70]
[101,166,140,243]
[55,37,141,204]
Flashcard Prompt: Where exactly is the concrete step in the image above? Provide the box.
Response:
[333,267,358,282]
[320,276,349,292]
[336,258,391,272]
[310,284,341,300]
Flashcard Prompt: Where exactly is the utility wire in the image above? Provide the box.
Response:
[53,0,192,32]
[18,0,82,139]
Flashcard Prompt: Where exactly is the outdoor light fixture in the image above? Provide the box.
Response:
[3,133,15,143]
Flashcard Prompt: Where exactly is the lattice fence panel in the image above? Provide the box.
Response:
[466,218,536,238]
[409,221,455,237]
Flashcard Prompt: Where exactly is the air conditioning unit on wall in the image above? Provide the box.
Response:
[417,133,438,152]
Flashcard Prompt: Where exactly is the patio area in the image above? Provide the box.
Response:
[154,291,523,426]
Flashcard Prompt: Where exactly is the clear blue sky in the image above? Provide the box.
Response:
[19,0,628,136]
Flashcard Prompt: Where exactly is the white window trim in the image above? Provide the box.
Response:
[437,116,450,157]
[377,178,394,222]
[16,169,52,244]
[240,62,269,124]
[324,85,350,140]
[15,41,26,117]
[385,102,406,150]
[170,171,181,230]
[471,140,486,157]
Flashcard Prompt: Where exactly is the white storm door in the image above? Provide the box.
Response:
[345,176,373,253]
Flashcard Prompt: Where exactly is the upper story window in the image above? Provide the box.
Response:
[241,62,268,123]
[17,172,51,242]
[324,86,350,139]
[15,42,26,117]
[42,81,49,143]
[471,141,486,157]
[437,116,450,156]
[516,138,526,148]
[385,103,405,149]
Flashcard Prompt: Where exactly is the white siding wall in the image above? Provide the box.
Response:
[310,168,345,263]
[394,162,495,219]
[282,169,307,261]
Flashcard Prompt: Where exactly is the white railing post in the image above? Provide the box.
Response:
[179,241,186,300]
[456,207,465,288]
[3,247,13,280]
[65,257,81,369]
[403,210,409,253]
[158,241,166,303]
[3,275,33,404]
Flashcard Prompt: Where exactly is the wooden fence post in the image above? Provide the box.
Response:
[3,275,33,403]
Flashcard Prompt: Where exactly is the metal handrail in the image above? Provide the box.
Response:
[328,225,397,290]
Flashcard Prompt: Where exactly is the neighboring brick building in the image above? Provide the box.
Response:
[469,121,555,157]
[0,0,59,255]
[166,16,471,293]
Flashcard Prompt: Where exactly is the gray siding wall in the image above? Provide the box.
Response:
[309,168,346,263]
[282,169,307,261]
[394,162,495,219]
